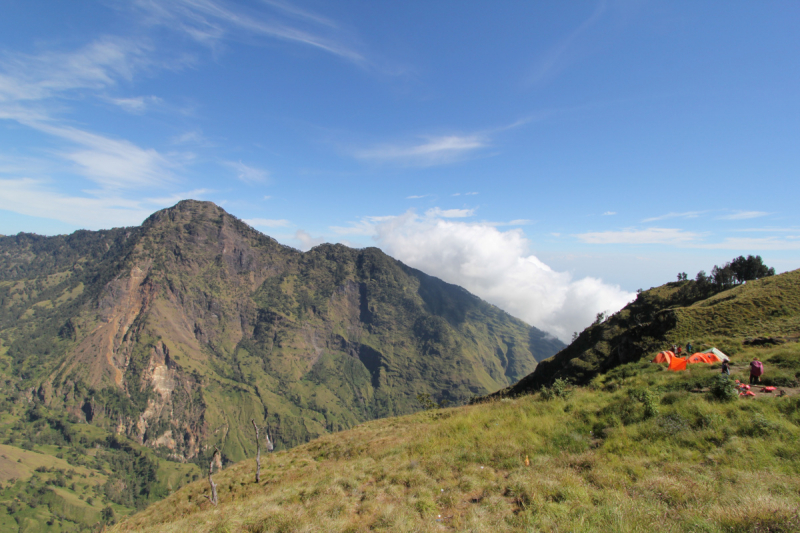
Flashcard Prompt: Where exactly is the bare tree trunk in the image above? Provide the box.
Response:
[206,447,221,505]
[251,419,261,483]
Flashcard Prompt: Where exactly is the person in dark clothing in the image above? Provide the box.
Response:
[686,342,693,354]
[721,359,730,375]
[749,357,763,385]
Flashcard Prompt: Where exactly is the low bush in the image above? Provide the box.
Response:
[540,378,572,401]
[709,375,738,402]
[628,388,659,418]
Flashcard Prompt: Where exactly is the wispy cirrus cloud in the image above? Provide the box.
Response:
[170,130,214,146]
[0,37,152,102]
[576,228,700,245]
[493,219,533,227]
[525,1,607,87]
[717,211,770,220]
[0,178,178,229]
[260,0,339,28]
[354,134,487,166]
[732,227,799,233]
[331,216,395,236]
[351,115,543,167]
[107,95,163,114]
[133,0,366,65]
[224,160,270,183]
[425,207,475,218]
[0,111,182,190]
[0,37,190,192]
[689,236,800,251]
[642,211,704,223]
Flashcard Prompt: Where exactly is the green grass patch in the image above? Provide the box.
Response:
[111,347,800,533]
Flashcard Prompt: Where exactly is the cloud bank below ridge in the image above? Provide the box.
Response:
[335,210,636,343]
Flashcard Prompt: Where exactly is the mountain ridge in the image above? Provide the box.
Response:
[0,200,563,465]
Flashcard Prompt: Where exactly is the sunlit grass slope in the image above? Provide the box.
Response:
[508,268,800,395]
[114,341,800,533]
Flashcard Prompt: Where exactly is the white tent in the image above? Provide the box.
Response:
[703,347,730,361]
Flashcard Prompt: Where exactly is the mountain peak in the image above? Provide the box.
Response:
[143,199,228,227]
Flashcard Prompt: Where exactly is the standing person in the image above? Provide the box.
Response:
[676,345,683,356]
[749,357,763,385]
[672,344,678,355]
[721,359,730,375]
[686,341,693,354]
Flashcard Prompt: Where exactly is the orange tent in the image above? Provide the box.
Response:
[667,352,722,371]
[668,357,688,371]
[652,351,675,364]
[687,352,721,364]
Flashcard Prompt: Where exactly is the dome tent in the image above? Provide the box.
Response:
[703,347,730,361]
[652,351,675,364]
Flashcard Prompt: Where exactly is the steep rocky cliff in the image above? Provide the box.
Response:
[0,200,563,463]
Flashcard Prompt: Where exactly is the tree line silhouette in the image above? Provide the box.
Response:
[677,254,775,292]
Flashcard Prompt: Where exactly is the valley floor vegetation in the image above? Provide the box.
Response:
[112,339,800,533]
[0,393,201,532]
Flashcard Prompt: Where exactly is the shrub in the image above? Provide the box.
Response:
[629,388,659,418]
[541,378,572,401]
[709,375,738,402]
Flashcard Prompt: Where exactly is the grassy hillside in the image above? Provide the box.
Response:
[503,269,800,396]
[112,338,800,532]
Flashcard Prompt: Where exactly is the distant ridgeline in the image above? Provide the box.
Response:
[0,200,562,465]
[493,259,795,398]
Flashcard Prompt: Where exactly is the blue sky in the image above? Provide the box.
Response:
[1,1,798,340]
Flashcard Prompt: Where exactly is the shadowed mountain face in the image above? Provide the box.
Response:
[0,200,562,462]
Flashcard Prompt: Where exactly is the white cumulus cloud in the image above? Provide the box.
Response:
[370,210,635,342]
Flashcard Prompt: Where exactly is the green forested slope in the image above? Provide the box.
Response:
[0,199,561,494]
